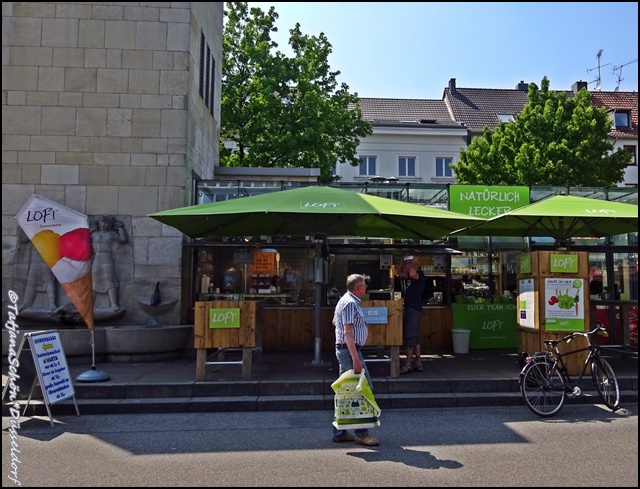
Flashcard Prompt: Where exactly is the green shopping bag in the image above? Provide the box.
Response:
[331,369,381,430]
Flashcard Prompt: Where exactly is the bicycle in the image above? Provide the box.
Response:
[518,323,621,417]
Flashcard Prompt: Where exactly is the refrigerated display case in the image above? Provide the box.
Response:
[451,252,500,301]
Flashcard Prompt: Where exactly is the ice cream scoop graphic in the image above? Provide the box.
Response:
[51,257,91,284]
[30,227,95,327]
[59,228,91,261]
[31,229,62,268]
[31,227,91,274]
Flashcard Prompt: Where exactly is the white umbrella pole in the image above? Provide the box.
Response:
[76,328,111,382]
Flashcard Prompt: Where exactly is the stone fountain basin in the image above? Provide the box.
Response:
[2,325,193,365]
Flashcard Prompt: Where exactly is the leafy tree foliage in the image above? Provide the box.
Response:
[221,2,372,183]
[452,77,632,186]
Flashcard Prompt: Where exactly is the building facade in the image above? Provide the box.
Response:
[337,79,638,188]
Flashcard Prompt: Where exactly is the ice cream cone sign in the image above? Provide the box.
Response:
[15,195,95,330]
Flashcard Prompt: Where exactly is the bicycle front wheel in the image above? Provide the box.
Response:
[520,360,567,417]
[592,357,620,411]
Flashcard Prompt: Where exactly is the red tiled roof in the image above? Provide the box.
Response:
[590,91,638,138]
[353,85,638,140]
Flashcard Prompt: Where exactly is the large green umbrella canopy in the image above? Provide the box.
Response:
[149,185,484,240]
[451,194,638,243]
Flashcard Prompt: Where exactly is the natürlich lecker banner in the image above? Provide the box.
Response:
[15,194,95,329]
[450,185,530,217]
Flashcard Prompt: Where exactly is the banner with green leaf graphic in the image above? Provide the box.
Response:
[519,253,532,274]
[544,278,585,331]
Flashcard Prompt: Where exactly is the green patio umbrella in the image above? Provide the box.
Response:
[149,185,484,366]
[149,185,483,240]
[450,194,638,244]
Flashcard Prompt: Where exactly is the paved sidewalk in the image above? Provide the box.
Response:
[3,348,637,416]
[4,347,638,387]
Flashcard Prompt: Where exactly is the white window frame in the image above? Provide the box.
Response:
[398,156,416,177]
[435,157,454,178]
[358,156,377,176]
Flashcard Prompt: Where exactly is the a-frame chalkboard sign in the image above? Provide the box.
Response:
[2,330,80,427]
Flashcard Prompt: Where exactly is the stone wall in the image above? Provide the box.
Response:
[2,2,224,328]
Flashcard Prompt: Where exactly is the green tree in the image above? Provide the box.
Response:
[221,2,372,183]
[452,77,632,186]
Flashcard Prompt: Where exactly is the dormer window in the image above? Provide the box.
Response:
[614,110,631,129]
[497,114,515,123]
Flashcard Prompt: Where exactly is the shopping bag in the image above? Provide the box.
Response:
[331,369,381,430]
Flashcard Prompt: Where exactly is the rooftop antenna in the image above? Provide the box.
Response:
[586,49,609,90]
[612,58,638,91]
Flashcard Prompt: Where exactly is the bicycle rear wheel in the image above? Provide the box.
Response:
[520,360,567,417]
[592,357,620,411]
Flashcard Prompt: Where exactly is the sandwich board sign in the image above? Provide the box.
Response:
[2,330,79,427]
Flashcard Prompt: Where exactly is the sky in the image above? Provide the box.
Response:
[245,2,638,99]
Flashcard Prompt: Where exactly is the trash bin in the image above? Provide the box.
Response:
[451,329,471,354]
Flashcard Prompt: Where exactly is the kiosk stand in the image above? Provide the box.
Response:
[517,251,590,375]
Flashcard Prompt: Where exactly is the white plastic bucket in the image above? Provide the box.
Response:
[451,329,471,354]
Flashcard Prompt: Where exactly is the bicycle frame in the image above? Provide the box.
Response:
[546,340,600,396]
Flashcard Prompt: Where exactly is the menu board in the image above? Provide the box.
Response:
[3,331,74,405]
[251,250,275,275]
[2,330,78,427]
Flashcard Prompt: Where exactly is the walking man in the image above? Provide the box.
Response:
[331,273,380,446]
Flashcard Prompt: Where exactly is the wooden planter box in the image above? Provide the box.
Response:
[194,301,261,380]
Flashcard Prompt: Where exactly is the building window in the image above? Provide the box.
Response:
[624,145,637,166]
[359,156,376,176]
[199,32,205,98]
[399,156,416,177]
[205,44,211,109]
[614,110,631,129]
[497,114,515,123]
[209,55,216,116]
[436,157,454,178]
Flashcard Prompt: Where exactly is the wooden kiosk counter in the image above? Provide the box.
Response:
[194,299,405,380]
